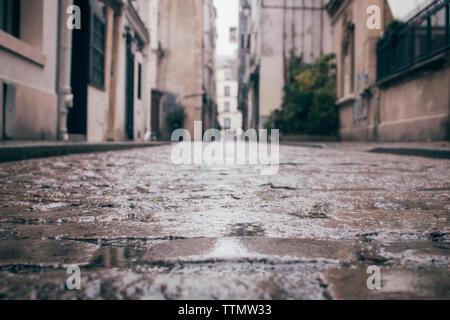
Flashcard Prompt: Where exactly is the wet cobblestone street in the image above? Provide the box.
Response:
[0,144,448,299]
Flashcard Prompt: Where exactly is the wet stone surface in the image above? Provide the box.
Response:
[0,144,449,299]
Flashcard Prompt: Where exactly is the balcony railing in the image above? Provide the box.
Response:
[377,0,450,82]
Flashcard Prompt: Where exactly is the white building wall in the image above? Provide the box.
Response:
[217,67,242,135]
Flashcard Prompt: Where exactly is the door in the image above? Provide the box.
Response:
[68,0,90,135]
[125,35,135,140]
[151,90,162,139]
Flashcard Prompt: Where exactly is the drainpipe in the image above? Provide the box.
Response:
[57,0,74,141]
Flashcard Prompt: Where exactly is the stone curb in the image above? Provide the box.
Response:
[0,142,170,163]
[368,147,450,159]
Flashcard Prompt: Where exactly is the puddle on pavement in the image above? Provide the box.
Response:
[228,223,265,236]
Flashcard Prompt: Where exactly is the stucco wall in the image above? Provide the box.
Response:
[378,66,450,142]
[0,0,58,140]
[13,83,58,140]
[259,55,284,122]
[158,0,204,137]
[87,86,108,142]
[331,0,449,142]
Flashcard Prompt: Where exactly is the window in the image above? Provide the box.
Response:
[224,86,230,97]
[224,101,230,112]
[137,63,142,100]
[225,72,231,80]
[224,118,231,130]
[0,0,20,38]
[90,14,106,89]
[341,22,355,97]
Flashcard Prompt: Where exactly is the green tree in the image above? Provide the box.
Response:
[279,53,338,135]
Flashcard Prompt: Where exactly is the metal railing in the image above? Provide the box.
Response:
[377,0,450,81]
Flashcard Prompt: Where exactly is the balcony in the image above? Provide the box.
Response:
[377,0,450,82]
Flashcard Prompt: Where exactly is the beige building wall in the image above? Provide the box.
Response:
[158,0,205,138]
[329,0,449,142]
[329,0,387,141]
[378,66,450,142]
[87,86,109,142]
[148,0,159,90]
[0,0,58,140]
[259,56,284,122]
[249,0,332,128]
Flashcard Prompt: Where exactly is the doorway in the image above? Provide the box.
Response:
[67,0,90,137]
[151,90,163,140]
[125,34,135,140]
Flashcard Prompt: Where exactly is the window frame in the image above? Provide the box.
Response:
[89,0,106,90]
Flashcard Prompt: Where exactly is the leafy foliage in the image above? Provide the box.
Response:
[276,53,338,135]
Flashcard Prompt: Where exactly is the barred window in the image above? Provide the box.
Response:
[90,15,105,89]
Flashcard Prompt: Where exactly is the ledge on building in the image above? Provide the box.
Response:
[0,30,46,67]
[336,94,356,106]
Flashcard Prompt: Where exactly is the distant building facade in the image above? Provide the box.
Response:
[240,0,332,130]
[217,56,242,137]
[327,0,450,141]
[238,0,252,130]
[157,0,218,140]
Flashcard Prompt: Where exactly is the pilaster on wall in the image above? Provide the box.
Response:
[103,6,114,140]
[106,5,124,141]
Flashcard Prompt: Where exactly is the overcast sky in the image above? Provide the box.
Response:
[214,0,425,56]
[387,0,423,19]
[214,0,238,57]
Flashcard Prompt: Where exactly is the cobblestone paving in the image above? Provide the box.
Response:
[0,144,448,299]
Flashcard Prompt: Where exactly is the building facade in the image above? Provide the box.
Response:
[240,0,332,130]
[327,0,450,141]
[217,56,242,137]
[0,0,60,140]
[0,0,153,142]
[157,0,217,140]
[238,0,252,130]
